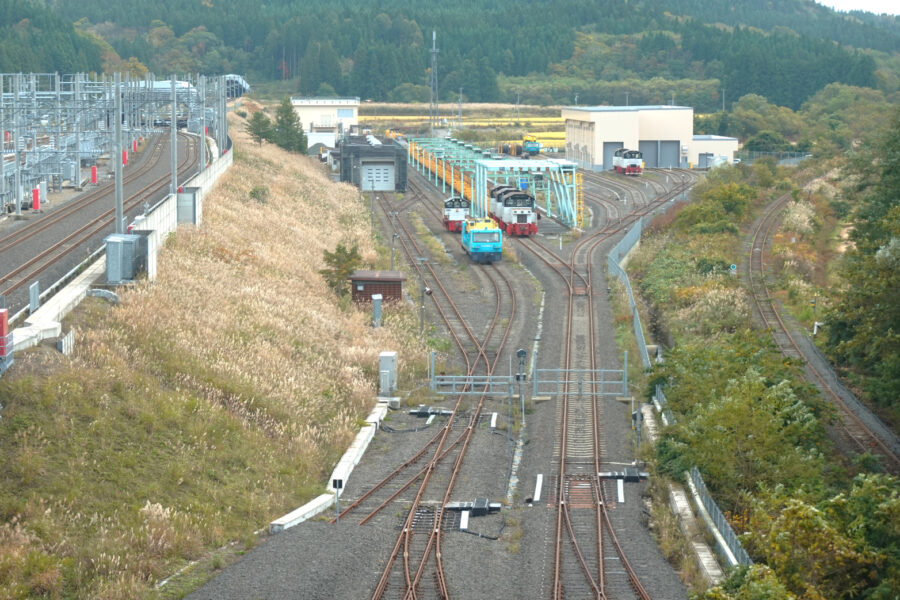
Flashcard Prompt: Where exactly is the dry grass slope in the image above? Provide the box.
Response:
[0,110,424,599]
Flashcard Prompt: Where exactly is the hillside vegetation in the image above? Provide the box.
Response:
[627,128,900,598]
[0,106,424,598]
[2,0,894,113]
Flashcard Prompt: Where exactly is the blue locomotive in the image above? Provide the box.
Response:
[460,218,503,264]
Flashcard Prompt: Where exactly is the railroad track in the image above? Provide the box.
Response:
[748,193,900,473]
[537,221,651,600]
[345,182,521,599]
[367,167,695,598]
[511,177,671,598]
[0,131,198,317]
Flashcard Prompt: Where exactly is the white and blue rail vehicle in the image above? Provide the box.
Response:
[460,218,503,264]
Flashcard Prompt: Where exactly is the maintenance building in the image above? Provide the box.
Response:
[562,105,738,170]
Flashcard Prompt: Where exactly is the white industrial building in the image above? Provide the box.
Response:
[290,96,360,150]
[562,105,738,170]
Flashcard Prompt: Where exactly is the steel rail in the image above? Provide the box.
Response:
[748,193,900,472]
[0,132,197,302]
[369,184,517,600]
[0,136,166,254]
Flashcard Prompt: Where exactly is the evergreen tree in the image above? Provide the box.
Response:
[319,243,362,297]
[826,108,900,406]
[245,111,272,146]
[272,97,307,154]
[299,40,321,94]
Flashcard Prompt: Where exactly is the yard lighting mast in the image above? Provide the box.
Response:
[429,31,439,136]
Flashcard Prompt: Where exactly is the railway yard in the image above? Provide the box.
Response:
[184,163,696,599]
[3,114,898,599]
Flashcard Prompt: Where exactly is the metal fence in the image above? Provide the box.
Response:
[607,217,651,368]
[609,186,754,569]
[533,367,627,398]
[652,384,676,426]
[735,150,812,167]
[689,466,753,566]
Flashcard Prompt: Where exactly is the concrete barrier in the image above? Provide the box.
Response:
[270,403,388,534]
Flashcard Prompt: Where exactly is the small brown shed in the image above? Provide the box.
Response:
[349,270,406,303]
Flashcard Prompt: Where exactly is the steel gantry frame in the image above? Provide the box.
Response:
[408,137,581,228]
[1,72,229,214]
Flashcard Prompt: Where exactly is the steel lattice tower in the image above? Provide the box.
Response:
[429,31,439,136]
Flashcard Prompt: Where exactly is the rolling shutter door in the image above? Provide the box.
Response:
[603,142,623,171]
[659,141,680,168]
[361,162,395,191]
[638,141,658,168]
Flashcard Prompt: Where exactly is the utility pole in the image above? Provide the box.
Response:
[429,31,439,136]
[369,178,375,232]
[170,76,177,196]
[517,349,527,425]
[416,257,429,336]
[624,91,629,107]
[114,72,123,233]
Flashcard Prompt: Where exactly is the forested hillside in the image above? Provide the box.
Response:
[0,0,100,73]
[1,0,890,112]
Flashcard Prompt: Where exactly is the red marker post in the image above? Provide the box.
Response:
[91,165,98,184]
[32,188,40,211]
[0,308,9,358]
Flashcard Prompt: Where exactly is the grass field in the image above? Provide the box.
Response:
[358,102,566,150]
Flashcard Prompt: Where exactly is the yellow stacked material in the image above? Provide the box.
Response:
[468,217,498,231]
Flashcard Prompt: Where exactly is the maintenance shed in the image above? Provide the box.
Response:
[338,136,408,192]
[349,270,406,304]
[562,105,737,170]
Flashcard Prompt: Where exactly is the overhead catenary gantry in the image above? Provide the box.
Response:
[0,72,229,214]
[408,137,582,228]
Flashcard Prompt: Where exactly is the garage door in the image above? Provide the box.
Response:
[660,141,680,169]
[698,153,714,168]
[361,162,395,191]
[638,141,658,168]
[603,142,624,171]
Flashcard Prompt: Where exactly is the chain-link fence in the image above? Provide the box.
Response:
[609,186,754,570]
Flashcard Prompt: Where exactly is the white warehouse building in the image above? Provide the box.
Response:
[562,105,738,170]
[290,96,360,150]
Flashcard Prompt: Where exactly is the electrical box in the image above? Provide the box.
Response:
[105,234,140,284]
[378,351,397,395]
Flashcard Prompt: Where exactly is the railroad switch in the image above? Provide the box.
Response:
[444,498,502,516]
[409,405,454,417]
[597,467,648,482]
